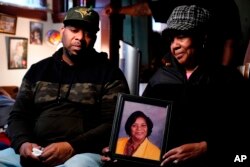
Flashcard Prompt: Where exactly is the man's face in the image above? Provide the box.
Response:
[61,25,94,56]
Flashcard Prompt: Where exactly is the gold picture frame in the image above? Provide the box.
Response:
[0,13,17,35]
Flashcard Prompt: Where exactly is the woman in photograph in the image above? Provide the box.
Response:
[116,110,160,161]
[30,28,42,45]
[11,41,24,68]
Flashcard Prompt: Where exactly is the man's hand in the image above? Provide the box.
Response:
[19,142,41,160]
[39,142,75,166]
[160,141,207,166]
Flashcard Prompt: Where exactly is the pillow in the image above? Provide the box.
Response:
[0,132,11,150]
[0,95,15,127]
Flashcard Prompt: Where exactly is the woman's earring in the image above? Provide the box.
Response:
[202,40,207,49]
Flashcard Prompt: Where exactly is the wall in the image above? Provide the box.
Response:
[0,1,62,87]
[0,1,102,87]
[122,0,149,66]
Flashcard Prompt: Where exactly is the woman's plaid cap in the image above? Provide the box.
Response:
[166,5,210,31]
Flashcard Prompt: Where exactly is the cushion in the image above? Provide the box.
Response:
[0,132,10,150]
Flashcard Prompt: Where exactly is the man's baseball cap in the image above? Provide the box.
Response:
[165,5,210,32]
[64,6,99,33]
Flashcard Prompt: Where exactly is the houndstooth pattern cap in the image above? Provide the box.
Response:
[166,5,210,31]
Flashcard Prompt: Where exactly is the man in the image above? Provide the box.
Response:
[104,0,243,68]
[0,6,129,167]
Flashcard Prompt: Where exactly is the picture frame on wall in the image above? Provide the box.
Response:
[8,37,28,69]
[30,21,43,45]
[109,93,172,166]
[0,13,17,35]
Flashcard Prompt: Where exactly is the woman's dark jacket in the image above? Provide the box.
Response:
[143,54,248,166]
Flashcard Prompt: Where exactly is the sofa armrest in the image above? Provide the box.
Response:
[0,86,19,99]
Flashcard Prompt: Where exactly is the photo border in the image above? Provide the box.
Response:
[0,13,17,35]
[109,93,172,166]
[30,21,43,45]
[8,37,28,69]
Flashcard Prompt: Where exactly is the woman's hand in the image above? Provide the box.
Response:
[101,147,118,164]
[101,147,111,162]
[160,141,207,166]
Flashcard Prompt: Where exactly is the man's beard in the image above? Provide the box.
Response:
[65,44,92,63]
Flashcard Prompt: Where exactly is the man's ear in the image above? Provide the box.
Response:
[204,34,208,41]
[60,27,64,35]
[202,34,208,49]
[89,34,97,48]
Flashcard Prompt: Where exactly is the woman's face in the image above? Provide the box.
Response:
[170,35,196,66]
[130,117,148,142]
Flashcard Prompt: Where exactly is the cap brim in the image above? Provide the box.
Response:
[63,20,99,32]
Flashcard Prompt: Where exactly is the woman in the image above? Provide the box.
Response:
[116,111,160,161]
[143,5,247,167]
[102,5,247,167]
[102,5,248,167]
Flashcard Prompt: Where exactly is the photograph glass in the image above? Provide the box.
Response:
[0,13,17,35]
[30,21,43,45]
[8,37,28,69]
[109,93,172,166]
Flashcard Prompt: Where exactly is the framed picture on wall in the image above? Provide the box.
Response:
[0,13,17,35]
[109,93,172,166]
[8,37,28,69]
[30,21,43,45]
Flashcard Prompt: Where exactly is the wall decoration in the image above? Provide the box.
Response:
[8,37,28,69]
[0,13,17,35]
[46,29,61,46]
[30,21,43,45]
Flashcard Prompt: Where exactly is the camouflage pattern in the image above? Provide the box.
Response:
[7,47,130,154]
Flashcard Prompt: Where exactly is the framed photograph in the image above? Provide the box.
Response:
[30,21,43,45]
[109,93,172,166]
[0,13,17,35]
[8,37,28,69]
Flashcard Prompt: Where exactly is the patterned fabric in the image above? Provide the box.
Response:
[166,5,210,31]
[7,48,130,154]
[0,132,10,150]
[63,6,100,32]
[124,138,137,156]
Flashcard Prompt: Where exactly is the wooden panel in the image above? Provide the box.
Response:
[0,5,48,21]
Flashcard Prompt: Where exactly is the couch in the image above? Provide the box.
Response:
[0,86,19,99]
[0,86,18,150]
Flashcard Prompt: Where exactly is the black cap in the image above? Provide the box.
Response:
[64,6,100,33]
